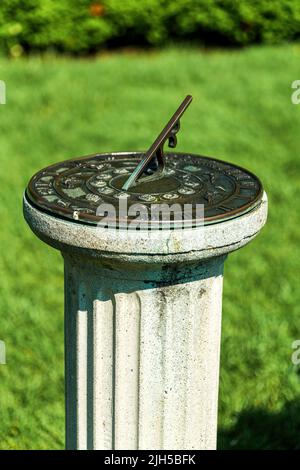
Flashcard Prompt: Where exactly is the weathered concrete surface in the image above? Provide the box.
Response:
[23,193,268,266]
[63,253,225,450]
[23,192,268,450]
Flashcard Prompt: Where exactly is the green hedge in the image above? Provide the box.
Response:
[1,0,300,56]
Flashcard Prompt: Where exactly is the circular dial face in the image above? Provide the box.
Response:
[26,152,263,228]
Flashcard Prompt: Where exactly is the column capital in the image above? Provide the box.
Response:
[23,192,267,266]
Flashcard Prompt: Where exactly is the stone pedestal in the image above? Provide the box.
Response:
[23,192,267,450]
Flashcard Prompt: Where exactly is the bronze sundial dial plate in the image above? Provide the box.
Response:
[25,96,263,229]
[25,151,263,228]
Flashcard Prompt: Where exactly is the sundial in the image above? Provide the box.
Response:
[25,95,263,228]
[23,95,268,452]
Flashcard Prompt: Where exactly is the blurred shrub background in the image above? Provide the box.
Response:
[0,0,300,57]
[0,0,300,451]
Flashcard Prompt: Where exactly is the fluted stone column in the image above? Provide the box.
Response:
[23,192,267,450]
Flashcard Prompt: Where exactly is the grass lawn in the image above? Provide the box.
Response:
[0,45,300,450]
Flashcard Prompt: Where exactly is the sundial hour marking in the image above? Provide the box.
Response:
[218,205,232,212]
